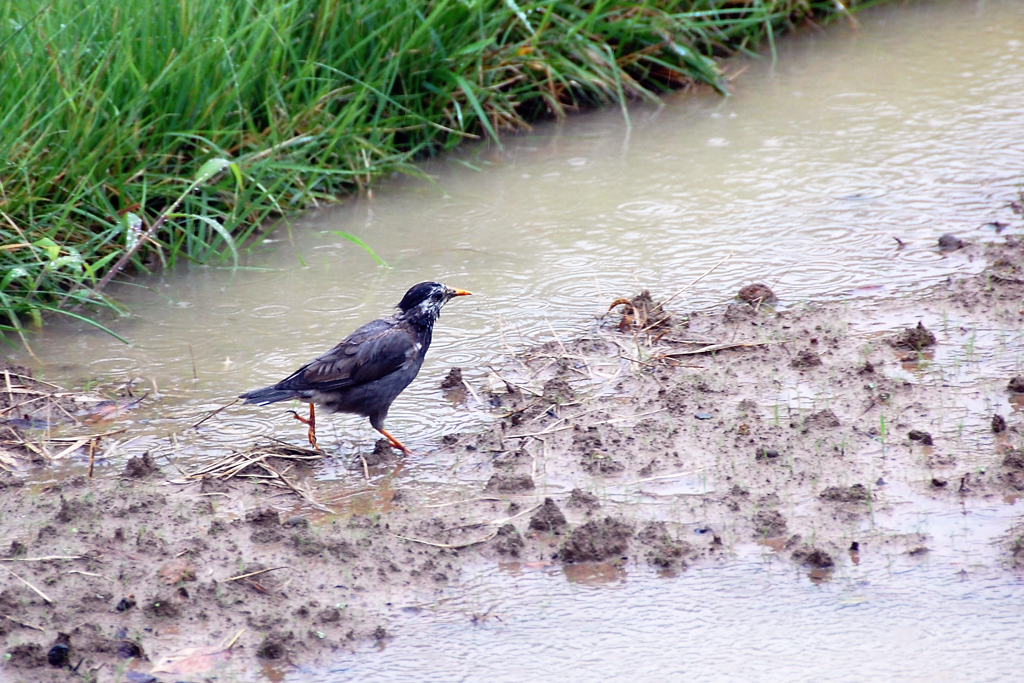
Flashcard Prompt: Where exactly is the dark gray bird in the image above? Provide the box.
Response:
[240,282,471,453]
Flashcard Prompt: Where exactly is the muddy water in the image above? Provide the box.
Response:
[6,0,1024,678]
[10,0,1023,471]
[326,557,1024,682]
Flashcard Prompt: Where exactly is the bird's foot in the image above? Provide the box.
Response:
[377,428,412,456]
[287,406,320,451]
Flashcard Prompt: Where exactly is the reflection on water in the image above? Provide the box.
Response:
[305,550,1024,683]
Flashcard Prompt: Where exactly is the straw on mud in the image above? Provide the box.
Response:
[0,555,83,562]
[67,570,109,580]
[658,339,787,357]
[48,428,127,441]
[53,437,91,460]
[224,567,290,583]
[0,563,53,604]
[423,496,507,509]
[393,532,499,550]
[222,626,245,651]
[460,378,482,405]
[257,459,333,513]
[623,470,699,487]
[2,615,45,632]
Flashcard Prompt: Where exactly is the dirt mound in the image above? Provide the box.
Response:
[560,517,634,563]
[528,498,567,534]
[738,283,776,306]
[542,377,575,404]
[638,522,695,568]
[440,367,463,389]
[803,408,840,431]
[908,429,934,446]
[792,546,835,568]
[566,488,601,510]
[493,524,524,557]
[819,484,870,503]
[123,452,159,478]
[753,510,788,537]
[791,349,822,368]
[890,321,937,350]
[484,473,535,493]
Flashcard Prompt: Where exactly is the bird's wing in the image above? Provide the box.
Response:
[276,318,419,392]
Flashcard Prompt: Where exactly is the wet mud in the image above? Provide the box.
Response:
[3,234,1024,680]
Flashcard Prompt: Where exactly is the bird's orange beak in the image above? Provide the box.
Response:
[450,288,472,297]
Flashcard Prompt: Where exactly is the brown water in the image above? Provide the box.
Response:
[8,0,1024,678]
[13,1,1024,472]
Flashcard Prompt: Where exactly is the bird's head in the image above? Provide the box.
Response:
[397,282,472,320]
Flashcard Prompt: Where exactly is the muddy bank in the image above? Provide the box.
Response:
[3,234,1024,681]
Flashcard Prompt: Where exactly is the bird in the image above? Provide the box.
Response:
[239,282,471,454]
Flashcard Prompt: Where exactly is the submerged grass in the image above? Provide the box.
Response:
[0,0,882,340]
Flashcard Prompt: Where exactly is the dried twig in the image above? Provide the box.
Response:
[658,339,786,357]
[224,566,290,583]
[393,531,499,549]
[191,399,239,430]
[2,614,45,632]
[0,563,53,603]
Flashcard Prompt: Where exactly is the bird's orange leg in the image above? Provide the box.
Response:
[288,404,319,451]
[376,427,411,456]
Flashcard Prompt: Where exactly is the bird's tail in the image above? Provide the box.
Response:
[238,386,300,405]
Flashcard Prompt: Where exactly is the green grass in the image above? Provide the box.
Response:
[0,0,882,340]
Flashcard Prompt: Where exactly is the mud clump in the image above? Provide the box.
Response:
[256,632,290,660]
[638,522,694,568]
[738,283,776,306]
[5,643,47,668]
[803,408,840,432]
[1003,450,1024,471]
[752,510,788,537]
[440,367,463,389]
[363,439,397,466]
[992,414,1007,433]
[908,429,934,446]
[566,488,601,511]
[819,484,870,503]
[484,473,535,493]
[143,597,179,618]
[493,524,524,557]
[580,454,625,475]
[792,546,835,569]
[246,508,280,527]
[541,377,575,405]
[55,496,92,523]
[560,517,634,563]
[938,233,965,251]
[123,452,158,479]
[791,349,822,368]
[755,446,781,460]
[1008,376,1024,394]
[528,498,567,534]
[890,322,936,350]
